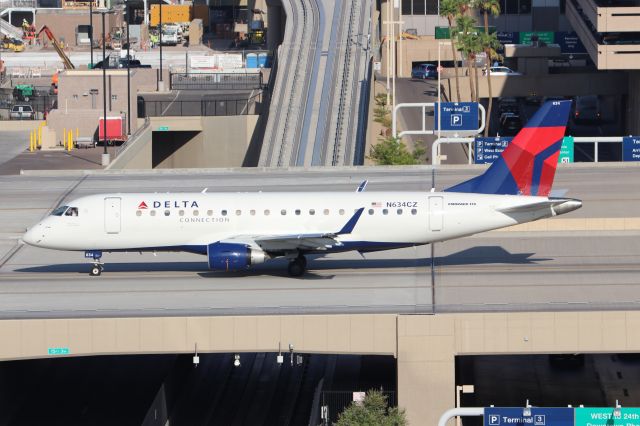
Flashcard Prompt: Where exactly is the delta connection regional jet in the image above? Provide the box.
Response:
[22,101,581,277]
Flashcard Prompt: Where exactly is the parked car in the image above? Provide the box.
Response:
[9,104,34,120]
[93,57,151,69]
[574,95,600,123]
[485,66,522,76]
[411,63,438,80]
[499,113,522,136]
[161,27,179,46]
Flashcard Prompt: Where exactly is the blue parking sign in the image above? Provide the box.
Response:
[434,102,479,132]
[485,408,574,426]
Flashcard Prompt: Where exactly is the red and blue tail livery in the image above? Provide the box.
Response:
[446,100,572,196]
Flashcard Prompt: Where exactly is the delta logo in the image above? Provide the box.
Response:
[137,200,200,209]
[138,201,148,209]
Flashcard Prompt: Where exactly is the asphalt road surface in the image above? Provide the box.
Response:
[0,165,639,319]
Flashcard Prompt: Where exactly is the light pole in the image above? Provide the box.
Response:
[159,0,163,86]
[125,0,131,135]
[93,8,114,166]
[456,385,475,426]
[437,41,451,163]
[89,0,93,67]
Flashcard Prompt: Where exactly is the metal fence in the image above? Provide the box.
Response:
[140,93,262,118]
[0,94,57,120]
[169,72,264,91]
[320,391,397,424]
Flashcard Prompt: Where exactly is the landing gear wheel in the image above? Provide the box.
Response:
[287,257,306,277]
[90,264,102,276]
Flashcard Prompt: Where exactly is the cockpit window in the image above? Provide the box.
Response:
[51,206,69,216]
[64,207,79,217]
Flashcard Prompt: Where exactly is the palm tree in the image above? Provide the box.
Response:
[474,0,501,134]
[439,0,466,102]
[456,15,479,101]
[479,32,503,135]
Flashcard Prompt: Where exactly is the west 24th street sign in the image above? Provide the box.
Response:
[434,102,479,132]
[485,408,574,426]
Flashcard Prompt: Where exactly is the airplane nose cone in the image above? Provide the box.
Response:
[553,199,582,216]
[22,224,45,246]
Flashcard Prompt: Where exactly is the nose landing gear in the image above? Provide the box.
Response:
[85,250,104,277]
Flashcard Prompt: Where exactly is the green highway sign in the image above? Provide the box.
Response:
[575,408,640,426]
[157,126,169,131]
[520,31,554,45]
[559,136,574,164]
[48,347,70,355]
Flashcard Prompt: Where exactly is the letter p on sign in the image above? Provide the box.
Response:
[489,415,500,425]
[451,114,462,127]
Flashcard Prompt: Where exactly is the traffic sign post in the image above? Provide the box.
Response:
[474,137,512,164]
[575,408,640,426]
[434,102,480,133]
[485,408,574,426]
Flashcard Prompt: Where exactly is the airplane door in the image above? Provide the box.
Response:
[429,196,443,231]
[104,197,121,234]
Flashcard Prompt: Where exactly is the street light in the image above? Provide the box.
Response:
[89,0,94,67]
[456,385,475,426]
[124,0,131,135]
[159,0,163,85]
[92,8,115,166]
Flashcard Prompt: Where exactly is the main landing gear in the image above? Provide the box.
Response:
[287,255,307,277]
[90,263,104,276]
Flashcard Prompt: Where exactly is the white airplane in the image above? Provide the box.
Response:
[22,101,581,277]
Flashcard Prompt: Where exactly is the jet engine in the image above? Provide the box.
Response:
[207,242,267,272]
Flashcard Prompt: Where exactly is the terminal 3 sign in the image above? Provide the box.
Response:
[484,407,640,426]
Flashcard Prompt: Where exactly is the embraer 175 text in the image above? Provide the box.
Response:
[23,101,581,277]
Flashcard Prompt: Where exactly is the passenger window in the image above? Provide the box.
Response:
[250,209,256,216]
[51,205,69,216]
[179,210,185,217]
[411,208,417,215]
[150,210,156,217]
[382,209,388,215]
[281,209,287,215]
[65,207,79,217]
[207,210,213,216]
[368,209,374,215]
[164,210,170,216]
[136,210,142,217]
[309,209,315,215]
[295,209,301,215]
[339,209,345,215]
[236,210,241,216]
[323,209,329,215]
[221,210,227,216]
[193,210,199,216]
[397,209,403,215]
[264,209,270,216]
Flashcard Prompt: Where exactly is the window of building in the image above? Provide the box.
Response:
[425,0,438,14]
[413,0,425,14]
[506,0,518,14]
[520,0,531,13]
[402,0,412,14]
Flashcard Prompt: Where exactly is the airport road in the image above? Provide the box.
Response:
[0,165,639,318]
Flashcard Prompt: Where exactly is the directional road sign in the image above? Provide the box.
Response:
[623,137,640,161]
[485,407,574,426]
[48,347,70,355]
[434,102,479,132]
[474,137,512,164]
[575,407,640,426]
[559,136,574,163]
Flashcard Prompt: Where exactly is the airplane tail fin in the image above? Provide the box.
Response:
[445,100,572,196]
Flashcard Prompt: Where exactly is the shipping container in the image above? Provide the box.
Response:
[98,116,126,145]
[150,4,192,27]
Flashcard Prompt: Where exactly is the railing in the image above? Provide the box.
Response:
[141,92,262,117]
[115,116,149,157]
[169,72,264,91]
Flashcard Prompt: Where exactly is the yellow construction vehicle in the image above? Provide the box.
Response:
[2,37,25,52]
[37,25,75,69]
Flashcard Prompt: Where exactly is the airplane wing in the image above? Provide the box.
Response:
[219,208,365,253]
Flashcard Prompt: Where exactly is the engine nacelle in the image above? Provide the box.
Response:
[207,242,267,272]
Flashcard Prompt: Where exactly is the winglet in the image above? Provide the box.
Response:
[337,207,364,235]
[356,180,368,192]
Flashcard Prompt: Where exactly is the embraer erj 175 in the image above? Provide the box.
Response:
[23,101,581,277]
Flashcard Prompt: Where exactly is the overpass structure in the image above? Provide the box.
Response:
[1,165,640,424]
[259,0,373,167]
